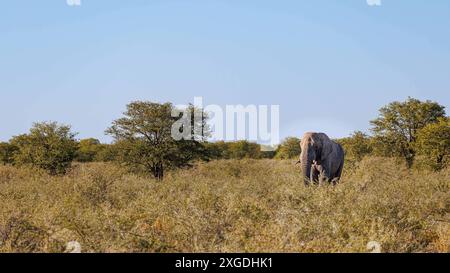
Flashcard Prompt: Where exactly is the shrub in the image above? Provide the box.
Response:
[205,141,263,160]
[10,122,78,175]
[75,138,103,162]
[416,117,450,170]
[337,131,373,161]
[275,137,301,159]
[0,142,17,165]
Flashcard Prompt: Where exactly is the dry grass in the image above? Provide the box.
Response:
[0,158,448,253]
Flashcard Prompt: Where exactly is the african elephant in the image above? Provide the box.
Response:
[299,132,344,185]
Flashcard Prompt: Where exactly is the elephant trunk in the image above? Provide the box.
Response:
[301,149,313,185]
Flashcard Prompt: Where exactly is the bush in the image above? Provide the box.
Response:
[75,138,104,162]
[0,142,17,165]
[416,117,450,170]
[10,122,78,175]
[94,143,118,162]
[227,141,262,159]
[205,141,263,160]
[337,131,373,161]
[275,137,301,159]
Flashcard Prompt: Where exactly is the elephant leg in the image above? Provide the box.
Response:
[318,174,326,186]
[319,162,332,185]
[331,178,340,185]
[332,161,344,185]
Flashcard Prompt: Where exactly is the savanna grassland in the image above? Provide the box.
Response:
[0,158,448,253]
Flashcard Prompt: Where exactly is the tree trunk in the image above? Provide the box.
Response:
[405,148,415,169]
[152,162,164,181]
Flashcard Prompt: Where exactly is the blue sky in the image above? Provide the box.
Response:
[1,0,449,143]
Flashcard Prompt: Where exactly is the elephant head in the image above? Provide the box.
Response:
[299,132,333,184]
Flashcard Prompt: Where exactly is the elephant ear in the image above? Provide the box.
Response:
[315,145,322,163]
[318,134,333,162]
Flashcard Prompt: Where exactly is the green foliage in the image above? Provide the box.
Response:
[227,141,261,159]
[337,131,373,161]
[75,138,103,162]
[416,117,450,170]
[259,146,277,159]
[94,143,118,162]
[0,142,17,165]
[370,97,446,168]
[75,141,118,163]
[204,141,229,159]
[10,122,78,175]
[205,141,263,160]
[106,101,209,180]
[275,137,301,159]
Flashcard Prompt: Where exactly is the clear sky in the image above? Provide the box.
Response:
[1,0,449,143]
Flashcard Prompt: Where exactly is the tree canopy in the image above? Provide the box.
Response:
[370,97,446,167]
[10,122,78,174]
[416,117,450,170]
[106,101,209,180]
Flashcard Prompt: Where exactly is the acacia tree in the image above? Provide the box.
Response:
[416,117,450,170]
[10,122,78,174]
[370,98,446,168]
[106,101,208,180]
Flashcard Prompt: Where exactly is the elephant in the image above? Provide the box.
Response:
[298,132,345,186]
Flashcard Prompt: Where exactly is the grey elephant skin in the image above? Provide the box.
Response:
[299,132,345,185]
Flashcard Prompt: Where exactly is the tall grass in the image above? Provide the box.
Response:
[0,158,448,253]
